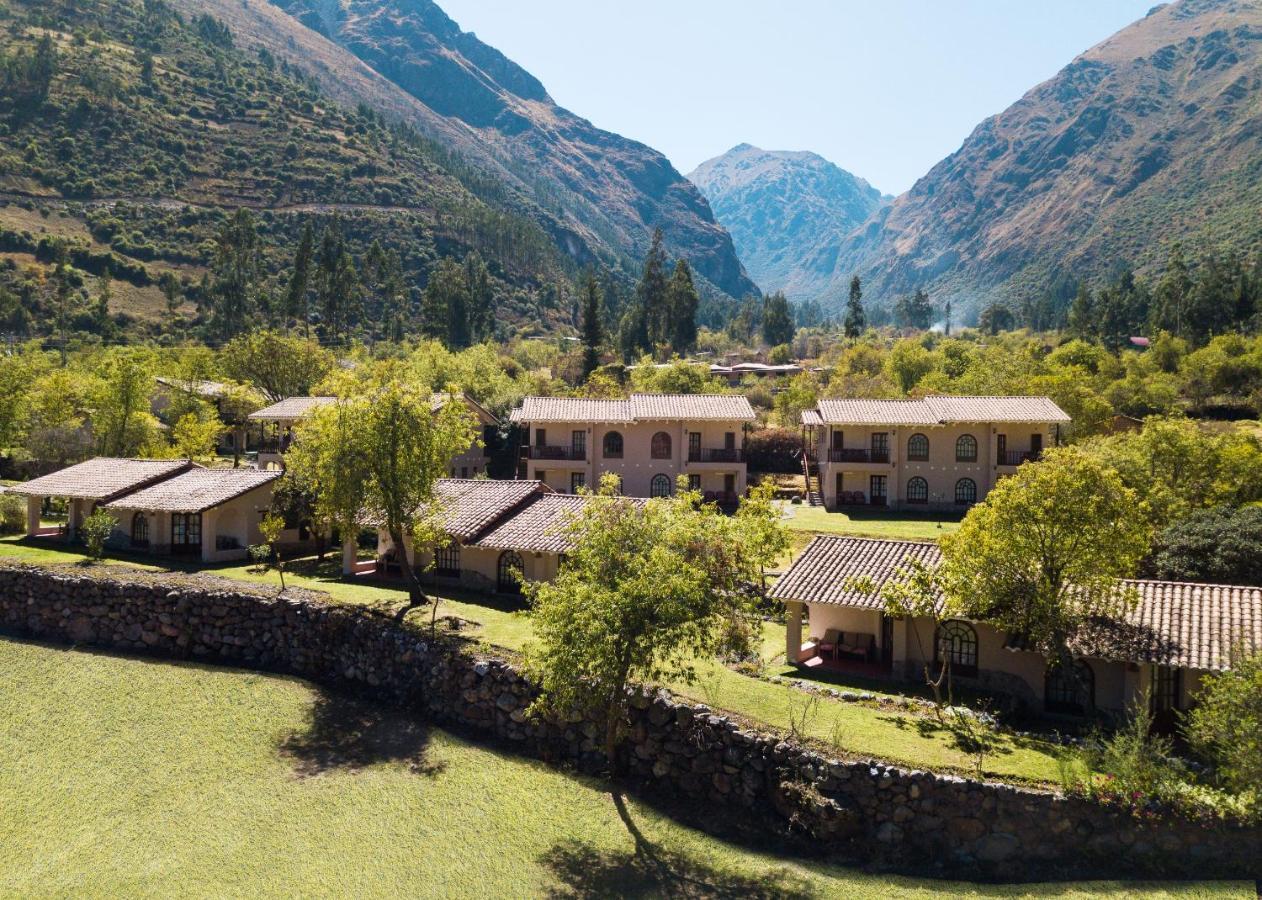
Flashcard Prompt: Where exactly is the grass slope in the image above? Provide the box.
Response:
[0,638,1247,898]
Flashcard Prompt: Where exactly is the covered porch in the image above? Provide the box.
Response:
[784,599,898,678]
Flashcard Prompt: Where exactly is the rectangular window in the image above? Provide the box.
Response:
[534,428,546,447]
[434,544,461,577]
[870,475,887,506]
[870,432,889,462]
[570,472,586,494]
[1151,666,1181,713]
[724,432,736,450]
[460,467,469,479]
[688,474,701,491]
[571,430,586,459]
[831,430,844,449]
[688,432,701,461]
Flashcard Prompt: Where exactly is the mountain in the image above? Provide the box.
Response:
[195,0,757,304]
[688,144,887,300]
[822,0,1262,319]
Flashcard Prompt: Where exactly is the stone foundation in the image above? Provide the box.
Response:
[0,562,1257,880]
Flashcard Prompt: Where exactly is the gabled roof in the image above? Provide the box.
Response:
[431,392,500,426]
[772,536,1262,672]
[770,536,942,610]
[103,468,281,514]
[471,493,646,554]
[8,458,196,501]
[508,392,756,424]
[423,479,546,541]
[248,397,337,422]
[811,395,1070,426]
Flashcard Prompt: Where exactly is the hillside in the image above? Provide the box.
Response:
[819,0,1262,319]
[0,0,584,339]
[206,0,758,305]
[688,144,887,300]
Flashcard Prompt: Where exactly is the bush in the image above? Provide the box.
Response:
[1185,651,1262,799]
[0,493,26,535]
[80,509,116,560]
[1143,506,1262,586]
[744,427,803,474]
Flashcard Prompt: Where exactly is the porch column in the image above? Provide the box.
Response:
[785,600,804,664]
[341,533,357,576]
[25,496,40,537]
[200,508,216,562]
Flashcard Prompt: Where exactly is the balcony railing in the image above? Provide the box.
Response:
[1000,449,1040,466]
[827,448,890,464]
[526,445,587,461]
[259,435,291,454]
[688,448,744,464]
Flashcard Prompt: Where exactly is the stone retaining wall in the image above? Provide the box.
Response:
[0,563,1257,880]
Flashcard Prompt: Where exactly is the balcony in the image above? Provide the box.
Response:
[688,448,744,464]
[827,448,890,464]
[999,449,1041,466]
[525,445,587,461]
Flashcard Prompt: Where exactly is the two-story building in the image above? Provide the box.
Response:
[248,393,498,474]
[801,396,1070,511]
[508,393,756,503]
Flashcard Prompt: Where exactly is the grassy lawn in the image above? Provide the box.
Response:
[0,536,1071,783]
[0,638,1246,899]
[781,504,960,542]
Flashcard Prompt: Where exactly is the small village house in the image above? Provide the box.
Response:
[101,468,282,562]
[801,396,1070,511]
[509,393,756,503]
[8,458,196,540]
[773,535,1262,722]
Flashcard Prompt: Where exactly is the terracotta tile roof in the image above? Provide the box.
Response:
[472,493,646,554]
[509,393,755,424]
[248,397,337,421]
[770,536,942,610]
[431,392,499,425]
[774,536,1261,672]
[8,458,195,501]
[812,395,1070,426]
[800,409,824,427]
[423,479,546,541]
[103,468,281,514]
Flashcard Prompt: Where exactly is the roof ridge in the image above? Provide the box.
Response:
[1124,577,1262,592]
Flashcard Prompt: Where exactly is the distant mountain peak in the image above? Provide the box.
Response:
[689,145,887,300]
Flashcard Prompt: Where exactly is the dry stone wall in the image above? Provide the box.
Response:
[0,563,1257,880]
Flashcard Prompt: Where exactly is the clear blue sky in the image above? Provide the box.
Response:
[437,1,1157,195]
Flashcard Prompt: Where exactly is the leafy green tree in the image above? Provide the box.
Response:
[843,275,865,338]
[894,288,933,330]
[81,509,116,561]
[977,302,1014,335]
[1144,507,1262,586]
[761,291,794,347]
[284,222,315,335]
[1186,650,1262,797]
[249,514,289,593]
[732,480,789,598]
[288,380,475,619]
[666,259,699,353]
[422,258,471,349]
[1151,243,1192,338]
[637,228,670,351]
[463,251,493,343]
[524,476,764,770]
[884,339,937,393]
[579,272,603,380]
[941,447,1152,677]
[211,209,260,339]
[219,331,335,402]
[158,271,182,318]
[170,412,221,462]
[93,350,162,457]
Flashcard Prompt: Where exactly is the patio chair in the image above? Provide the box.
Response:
[816,628,841,660]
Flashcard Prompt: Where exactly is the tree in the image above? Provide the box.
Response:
[894,288,932,330]
[1143,507,1262,586]
[885,339,937,394]
[731,480,789,599]
[464,251,493,343]
[941,447,1152,678]
[637,228,671,350]
[1186,650,1262,797]
[579,273,603,380]
[843,275,865,338]
[284,222,315,335]
[761,292,795,347]
[94,351,161,457]
[158,271,182,318]
[81,510,116,561]
[665,259,699,353]
[422,259,471,349]
[288,381,475,619]
[211,209,260,339]
[863,559,954,712]
[170,413,221,462]
[524,477,763,771]
[249,514,289,593]
[219,331,335,402]
[977,303,1014,335]
[324,250,360,344]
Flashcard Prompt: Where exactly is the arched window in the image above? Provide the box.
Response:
[435,543,460,577]
[650,474,672,497]
[955,433,978,462]
[1045,660,1095,715]
[131,513,149,548]
[907,433,929,461]
[906,477,928,504]
[954,478,977,506]
[651,431,672,459]
[935,620,978,677]
[602,431,624,459]
[497,550,524,594]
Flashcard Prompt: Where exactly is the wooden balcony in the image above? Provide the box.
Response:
[826,448,890,464]
[525,445,587,461]
[999,449,1041,466]
[688,448,744,464]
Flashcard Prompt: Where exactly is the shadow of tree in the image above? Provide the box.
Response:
[538,790,815,899]
[877,714,1014,758]
[279,689,445,778]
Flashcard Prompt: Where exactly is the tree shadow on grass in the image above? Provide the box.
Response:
[538,790,815,899]
[279,688,445,778]
[877,713,1015,759]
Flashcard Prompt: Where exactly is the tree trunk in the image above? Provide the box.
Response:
[391,526,427,623]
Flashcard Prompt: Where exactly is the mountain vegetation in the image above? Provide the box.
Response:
[688,143,887,300]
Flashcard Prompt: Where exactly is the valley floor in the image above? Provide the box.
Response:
[0,638,1248,898]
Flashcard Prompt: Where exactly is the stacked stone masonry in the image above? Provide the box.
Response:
[0,563,1257,880]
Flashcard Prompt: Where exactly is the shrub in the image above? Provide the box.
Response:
[1143,506,1262,586]
[745,427,803,474]
[80,509,116,560]
[1185,650,1262,799]
[0,494,26,535]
